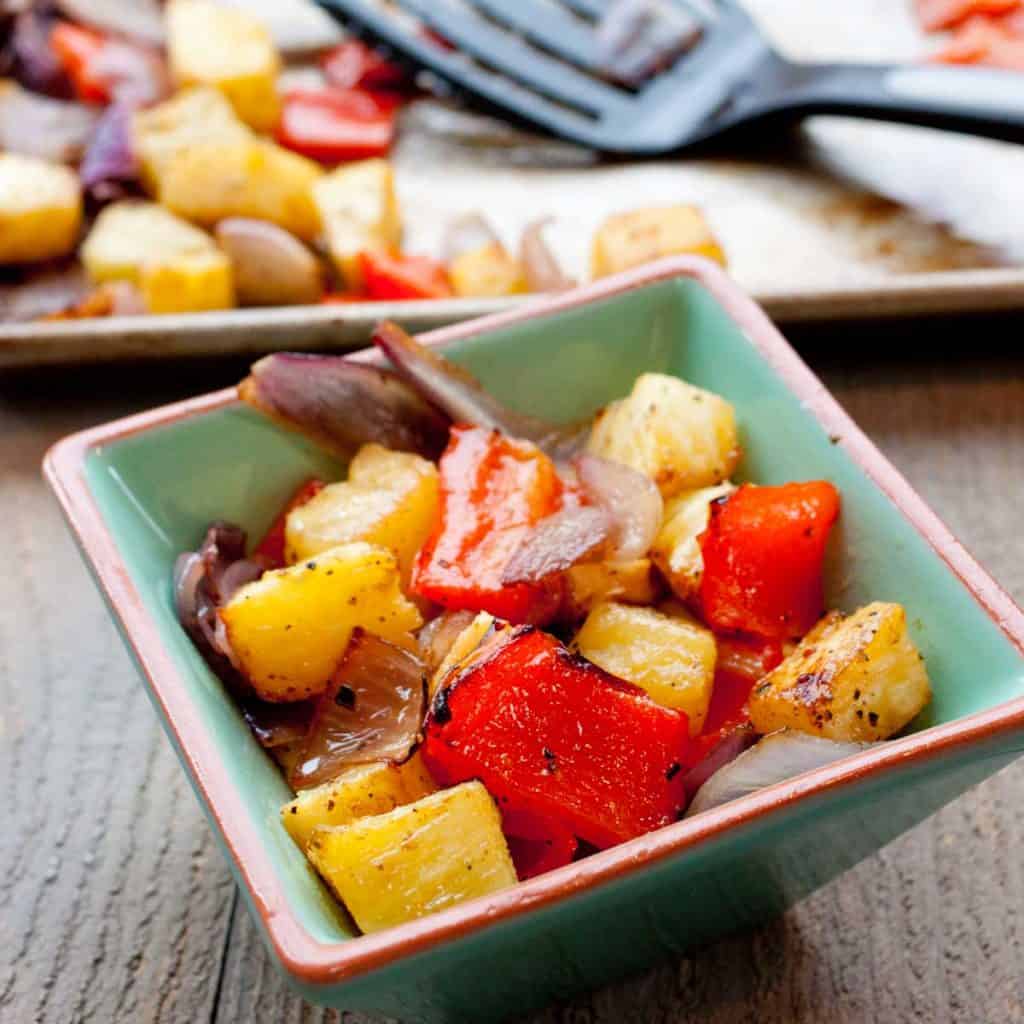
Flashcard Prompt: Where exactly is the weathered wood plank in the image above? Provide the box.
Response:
[0,366,242,1024]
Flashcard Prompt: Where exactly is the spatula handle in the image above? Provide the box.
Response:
[789,62,1024,143]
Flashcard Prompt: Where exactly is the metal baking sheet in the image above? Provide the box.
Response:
[4,0,1024,369]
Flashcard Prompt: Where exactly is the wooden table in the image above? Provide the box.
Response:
[4,317,1024,1024]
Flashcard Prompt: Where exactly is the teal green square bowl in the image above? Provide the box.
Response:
[45,259,1024,1023]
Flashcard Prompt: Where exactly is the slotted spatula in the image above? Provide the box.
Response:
[316,0,1024,154]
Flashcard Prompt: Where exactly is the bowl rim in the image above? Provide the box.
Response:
[44,256,1024,987]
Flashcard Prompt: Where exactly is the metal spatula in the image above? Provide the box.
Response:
[316,0,1024,154]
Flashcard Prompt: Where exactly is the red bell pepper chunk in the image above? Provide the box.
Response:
[359,251,453,301]
[411,425,566,624]
[321,40,409,92]
[698,481,840,641]
[916,0,1019,31]
[276,88,397,162]
[251,478,326,569]
[933,11,1024,66]
[50,21,110,104]
[501,807,578,880]
[423,627,691,849]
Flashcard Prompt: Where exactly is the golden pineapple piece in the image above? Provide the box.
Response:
[591,204,726,278]
[430,612,498,697]
[133,87,251,195]
[140,251,235,313]
[166,0,281,132]
[281,755,436,851]
[749,602,931,742]
[284,444,439,581]
[312,158,401,288]
[219,542,422,702]
[651,483,736,603]
[0,153,81,264]
[575,601,716,734]
[158,139,322,241]
[448,241,527,297]
[562,559,659,621]
[306,781,517,934]
[587,372,740,498]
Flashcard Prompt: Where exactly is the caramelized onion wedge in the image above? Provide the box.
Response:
[290,630,427,789]
[374,320,556,445]
[502,504,609,585]
[519,218,575,293]
[417,610,478,674]
[239,352,450,460]
[686,730,872,818]
[680,725,756,803]
[574,453,663,560]
[215,219,324,307]
[241,698,315,749]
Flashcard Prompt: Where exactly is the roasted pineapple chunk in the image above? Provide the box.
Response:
[0,154,81,264]
[448,241,527,297]
[591,204,726,278]
[312,158,401,288]
[80,201,233,311]
[133,87,251,195]
[158,140,322,241]
[307,781,517,933]
[652,483,736,602]
[587,373,740,498]
[284,444,439,580]
[220,542,422,702]
[166,0,281,132]
[281,755,436,851]
[562,559,659,620]
[575,601,716,734]
[749,602,931,742]
[140,251,235,313]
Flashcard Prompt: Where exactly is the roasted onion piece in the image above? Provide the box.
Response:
[574,453,663,560]
[0,80,98,162]
[80,103,139,203]
[686,729,872,818]
[173,522,263,690]
[239,352,450,460]
[680,725,757,803]
[417,610,478,675]
[373,320,556,446]
[442,212,499,263]
[519,217,575,293]
[241,697,315,749]
[502,504,609,585]
[289,630,428,789]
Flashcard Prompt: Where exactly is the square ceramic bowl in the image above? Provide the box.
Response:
[46,259,1024,1024]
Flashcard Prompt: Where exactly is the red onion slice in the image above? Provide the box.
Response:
[0,80,98,162]
[442,212,499,263]
[89,38,169,106]
[686,730,873,818]
[574,453,663,560]
[417,610,478,674]
[502,504,609,585]
[80,102,139,203]
[239,352,451,460]
[373,320,556,446]
[519,217,575,293]
[681,725,757,803]
[290,630,427,789]
[241,697,315,749]
[10,9,71,97]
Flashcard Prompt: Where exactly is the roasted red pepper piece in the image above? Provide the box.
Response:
[321,40,409,92]
[251,478,325,569]
[698,481,840,641]
[423,627,691,849]
[359,251,453,300]
[917,0,1019,31]
[411,426,566,624]
[501,807,577,880]
[50,21,110,103]
[276,88,397,162]
[933,11,1024,66]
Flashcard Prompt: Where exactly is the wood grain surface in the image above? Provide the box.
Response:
[4,319,1024,1023]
